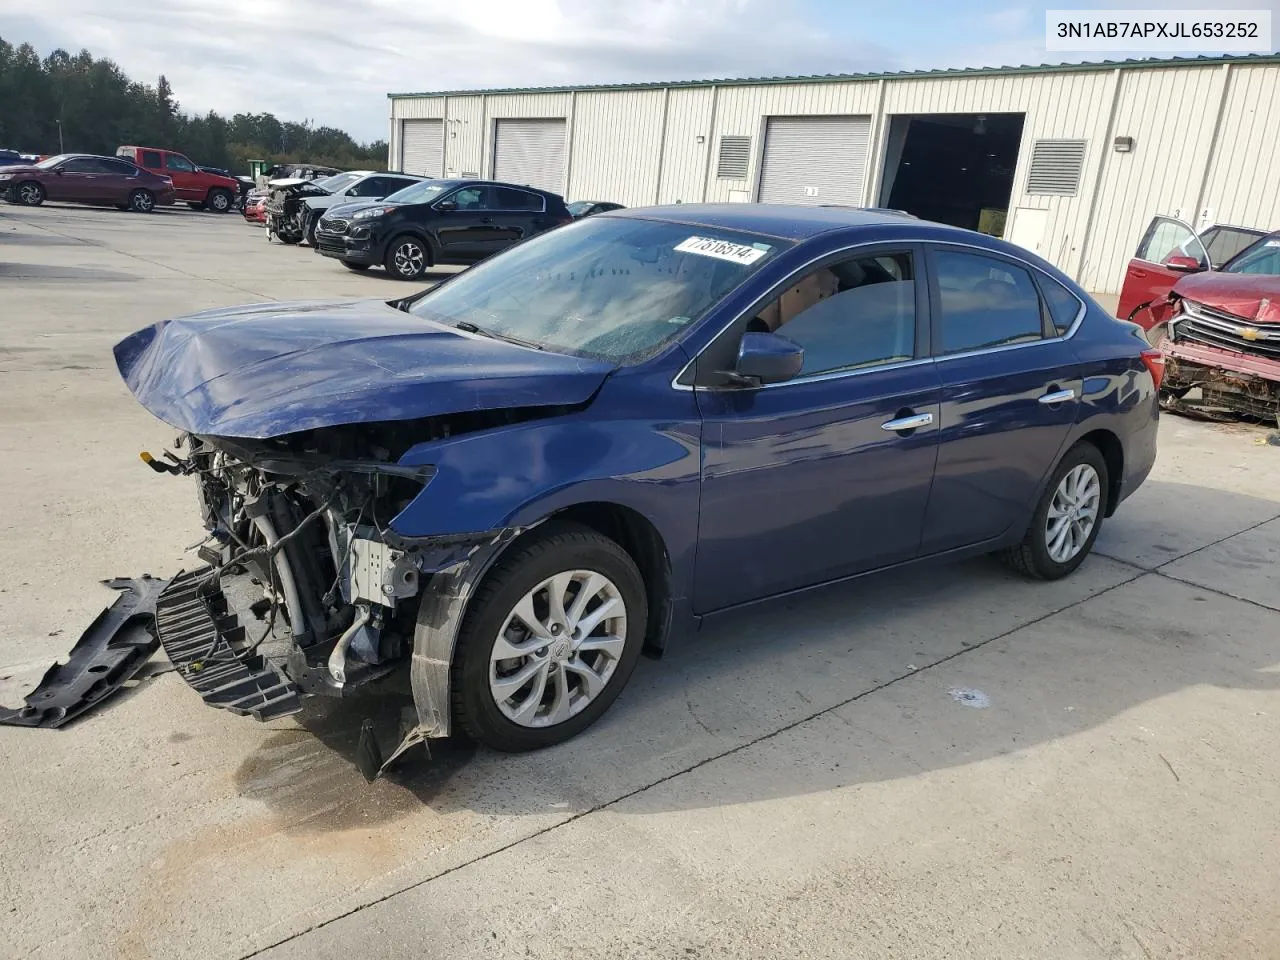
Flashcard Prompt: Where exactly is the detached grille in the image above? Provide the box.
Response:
[318,217,349,234]
[1175,302,1280,359]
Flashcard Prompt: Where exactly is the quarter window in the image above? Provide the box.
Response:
[493,187,543,211]
[1037,273,1081,336]
[748,252,917,376]
[933,250,1045,354]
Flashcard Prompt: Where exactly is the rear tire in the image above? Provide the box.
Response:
[451,524,647,752]
[1001,442,1109,581]
[207,189,233,213]
[304,216,318,246]
[16,181,45,206]
[341,261,370,271]
[128,189,155,213]
[383,234,429,280]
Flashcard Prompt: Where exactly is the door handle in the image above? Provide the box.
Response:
[1038,388,1076,405]
[881,412,934,432]
[1131,269,1148,278]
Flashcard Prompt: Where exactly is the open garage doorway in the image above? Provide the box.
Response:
[879,113,1024,235]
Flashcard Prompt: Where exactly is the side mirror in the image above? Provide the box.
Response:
[1165,254,1205,273]
[730,332,804,386]
[436,199,458,212]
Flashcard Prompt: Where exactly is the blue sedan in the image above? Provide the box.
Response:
[116,205,1160,773]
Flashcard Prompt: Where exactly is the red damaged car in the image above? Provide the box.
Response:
[1119,215,1280,425]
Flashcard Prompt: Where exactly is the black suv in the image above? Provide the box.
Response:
[314,179,573,280]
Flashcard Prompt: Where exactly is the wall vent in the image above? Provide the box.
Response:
[1027,139,1087,196]
[716,136,752,180]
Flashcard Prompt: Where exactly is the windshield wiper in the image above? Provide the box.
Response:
[454,321,543,350]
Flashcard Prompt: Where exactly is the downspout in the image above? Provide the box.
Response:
[863,78,888,207]
[1192,63,1234,232]
[654,86,671,204]
[700,84,721,203]
[563,90,578,197]
[440,95,449,177]
[1074,67,1124,287]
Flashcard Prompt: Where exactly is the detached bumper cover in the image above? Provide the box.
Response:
[0,577,165,728]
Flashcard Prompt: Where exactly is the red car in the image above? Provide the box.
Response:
[243,193,267,225]
[116,145,240,213]
[1125,220,1280,425]
[0,153,175,211]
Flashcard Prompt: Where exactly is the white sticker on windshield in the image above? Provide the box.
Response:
[674,236,769,265]
[1266,240,1280,247]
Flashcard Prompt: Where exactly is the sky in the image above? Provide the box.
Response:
[2,0,1277,143]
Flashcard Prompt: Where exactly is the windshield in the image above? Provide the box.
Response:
[1223,235,1280,276]
[408,217,790,362]
[384,180,448,204]
[566,201,590,215]
[35,154,73,169]
[315,172,360,194]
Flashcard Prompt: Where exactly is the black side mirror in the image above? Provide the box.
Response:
[728,332,805,386]
[436,199,458,212]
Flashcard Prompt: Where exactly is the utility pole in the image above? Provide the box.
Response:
[55,119,64,153]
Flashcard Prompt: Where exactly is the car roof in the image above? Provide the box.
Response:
[434,178,558,195]
[608,203,957,241]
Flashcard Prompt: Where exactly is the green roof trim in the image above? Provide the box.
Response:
[388,53,1280,99]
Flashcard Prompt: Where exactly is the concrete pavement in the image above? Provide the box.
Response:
[1,203,1277,960]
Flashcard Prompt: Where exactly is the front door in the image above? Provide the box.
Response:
[163,152,200,201]
[920,245,1083,554]
[432,185,498,260]
[1116,216,1208,322]
[693,246,941,613]
[47,156,102,201]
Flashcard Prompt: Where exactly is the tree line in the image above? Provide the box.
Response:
[0,37,388,173]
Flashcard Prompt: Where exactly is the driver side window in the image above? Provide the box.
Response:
[446,186,489,210]
[747,252,917,377]
[164,154,195,173]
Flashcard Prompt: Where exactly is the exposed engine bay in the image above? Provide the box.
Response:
[140,417,534,777]
[264,178,332,244]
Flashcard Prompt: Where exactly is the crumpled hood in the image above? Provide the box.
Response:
[1174,272,1280,323]
[114,299,616,439]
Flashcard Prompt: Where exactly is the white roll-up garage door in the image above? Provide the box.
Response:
[400,120,443,176]
[758,116,871,206]
[492,119,566,194]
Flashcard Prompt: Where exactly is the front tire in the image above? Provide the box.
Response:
[207,189,233,213]
[16,181,45,206]
[1001,442,1108,580]
[452,524,648,752]
[128,189,155,213]
[384,234,429,280]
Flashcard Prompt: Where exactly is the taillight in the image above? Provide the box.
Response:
[1140,348,1165,390]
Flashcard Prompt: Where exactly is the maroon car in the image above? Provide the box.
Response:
[0,153,176,212]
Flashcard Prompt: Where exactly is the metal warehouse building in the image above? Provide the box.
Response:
[387,54,1280,295]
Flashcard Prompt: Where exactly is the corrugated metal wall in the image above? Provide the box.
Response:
[1198,65,1280,233]
[1078,65,1228,292]
[390,61,1280,294]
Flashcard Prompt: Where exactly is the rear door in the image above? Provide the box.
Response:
[162,151,201,201]
[488,187,545,251]
[1116,216,1208,321]
[99,157,141,203]
[920,245,1085,554]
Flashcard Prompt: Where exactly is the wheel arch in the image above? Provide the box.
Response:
[1076,428,1124,517]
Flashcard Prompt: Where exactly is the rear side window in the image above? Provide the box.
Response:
[493,187,543,211]
[1037,273,1081,336]
[933,250,1044,354]
[140,150,163,168]
[103,158,138,175]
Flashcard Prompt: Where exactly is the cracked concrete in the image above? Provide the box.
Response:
[2,203,1278,960]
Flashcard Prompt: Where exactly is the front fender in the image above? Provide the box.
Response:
[392,414,702,556]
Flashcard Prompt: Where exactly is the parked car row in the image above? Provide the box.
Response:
[252,170,625,281]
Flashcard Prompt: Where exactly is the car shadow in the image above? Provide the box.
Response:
[230,479,1280,829]
[0,262,136,282]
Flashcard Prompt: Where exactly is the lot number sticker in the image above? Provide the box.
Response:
[675,236,769,265]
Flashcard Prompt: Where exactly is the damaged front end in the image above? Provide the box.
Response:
[264,179,330,244]
[1150,294,1280,426]
[147,423,515,777]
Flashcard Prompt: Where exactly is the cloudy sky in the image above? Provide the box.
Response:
[2,0,1277,142]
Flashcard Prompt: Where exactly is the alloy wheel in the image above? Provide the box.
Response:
[1045,463,1101,564]
[488,570,628,728]
[18,183,43,206]
[393,240,425,277]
